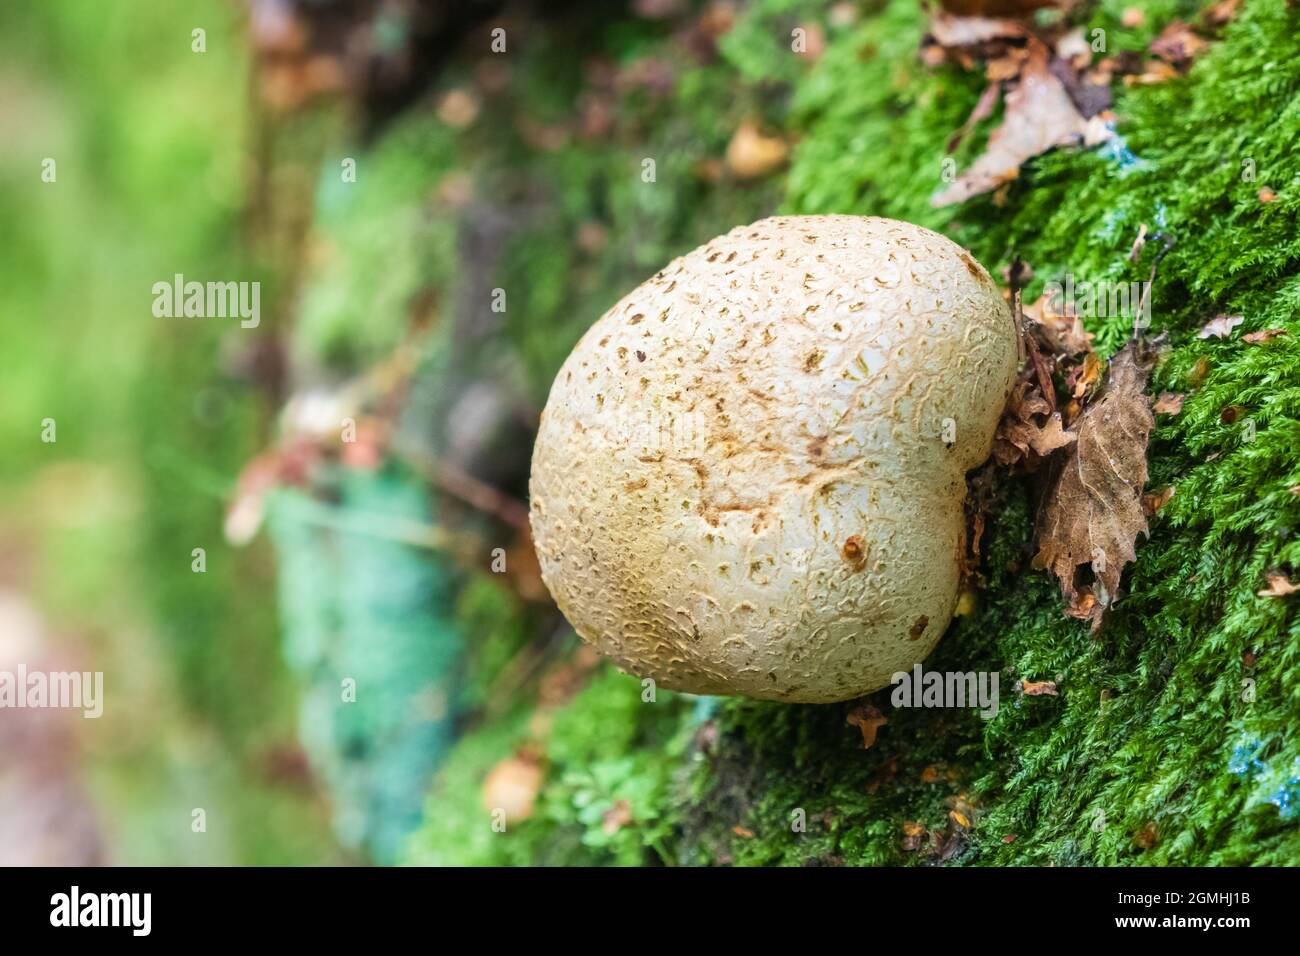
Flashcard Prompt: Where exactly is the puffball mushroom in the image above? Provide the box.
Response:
[529,215,1018,703]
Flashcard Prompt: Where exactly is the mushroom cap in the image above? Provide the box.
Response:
[529,215,1018,703]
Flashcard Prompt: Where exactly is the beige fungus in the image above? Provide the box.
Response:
[529,215,1019,703]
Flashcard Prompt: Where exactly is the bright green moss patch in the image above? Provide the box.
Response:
[407,665,694,866]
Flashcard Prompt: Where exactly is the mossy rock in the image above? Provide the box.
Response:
[403,0,1300,866]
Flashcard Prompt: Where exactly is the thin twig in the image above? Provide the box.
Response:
[1133,231,1175,340]
[398,444,531,530]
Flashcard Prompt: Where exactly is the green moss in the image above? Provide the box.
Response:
[294,117,461,370]
[406,665,694,866]
[682,0,1300,866]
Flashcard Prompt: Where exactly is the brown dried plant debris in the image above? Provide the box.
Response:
[927,5,1230,201]
[1125,16,1223,87]
[1243,328,1288,344]
[939,0,1061,17]
[932,39,1093,206]
[1198,314,1244,339]
[1258,570,1300,598]
[1020,678,1059,696]
[1134,821,1159,850]
[725,120,789,179]
[1149,21,1210,67]
[993,378,1077,468]
[962,463,1002,586]
[947,82,1001,152]
[481,750,545,823]
[901,792,978,861]
[1142,485,1175,517]
[927,11,1029,52]
[1023,289,1096,357]
[1152,391,1185,415]
[1202,0,1243,27]
[990,280,1098,472]
[845,703,888,749]
[976,259,1160,637]
[1033,339,1159,631]
[925,11,1115,207]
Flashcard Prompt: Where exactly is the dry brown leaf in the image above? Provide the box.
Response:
[1068,351,1104,401]
[1033,340,1156,631]
[994,378,1075,468]
[1203,0,1243,26]
[845,703,888,749]
[1007,377,1051,419]
[933,40,1090,206]
[1258,570,1300,598]
[1197,314,1244,339]
[1026,412,1077,455]
[962,464,999,586]
[1142,485,1175,516]
[986,50,1027,81]
[725,120,788,179]
[1150,21,1209,66]
[928,11,1028,48]
[1024,291,1095,356]
[602,799,633,835]
[1243,329,1288,343]
[482,753,545,822]
[1098,50,1146,76]
[1056,27,1092,70]
[1021,679,1059,696]
[948,81,1002,152]
[1153,391,1185,414]
[1124,59,1181,86]
[1134,821,1158,849]
[939,0,1059,16]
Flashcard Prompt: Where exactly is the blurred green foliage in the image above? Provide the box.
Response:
[0,1,336,863]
